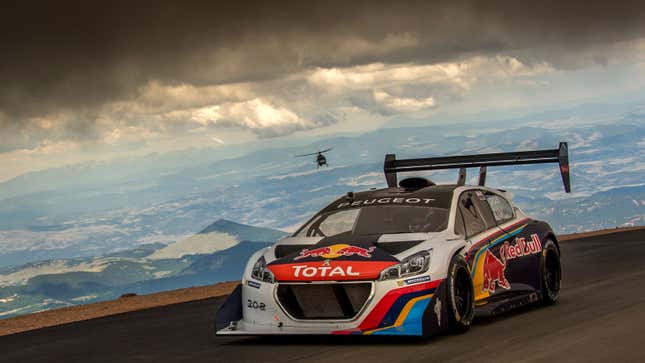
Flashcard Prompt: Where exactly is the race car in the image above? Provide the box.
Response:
[216,143,570,337]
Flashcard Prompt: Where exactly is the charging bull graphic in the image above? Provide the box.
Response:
[294,246,333,260]
[294,244,376,260]
[482,250,510,293]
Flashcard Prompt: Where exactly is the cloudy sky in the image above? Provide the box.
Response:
[2,0,645,181]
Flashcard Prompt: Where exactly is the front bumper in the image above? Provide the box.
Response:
[216,276,448,336]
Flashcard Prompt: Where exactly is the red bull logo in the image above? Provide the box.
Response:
[294,246,332,260]
[294,244,376,260]
[500,234,542,261]
[336,245,376,258]
[482,250,510,293]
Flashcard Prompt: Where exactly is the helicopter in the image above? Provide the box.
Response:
[296,148,332,168]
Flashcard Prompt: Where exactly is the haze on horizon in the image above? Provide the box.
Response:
[2,0,645,182]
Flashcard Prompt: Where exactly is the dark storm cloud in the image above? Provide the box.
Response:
[1,0,645,136]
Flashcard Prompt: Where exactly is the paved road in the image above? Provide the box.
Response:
[2,230,645,363]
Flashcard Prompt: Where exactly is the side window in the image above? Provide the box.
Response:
[485,193,515,224]
[454,208,466,237]
[458,192,487,238]
[472,190,497,228]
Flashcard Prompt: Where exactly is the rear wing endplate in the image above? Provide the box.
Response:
[384,142,571,192]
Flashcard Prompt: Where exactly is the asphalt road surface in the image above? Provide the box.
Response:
[2,230,645,363]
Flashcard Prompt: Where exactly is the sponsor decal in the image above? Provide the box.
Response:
[247,299,266,311]
[482,250,510,293]
[336,197,435,209]
[479,233,542,293]
[500,234,543,261]
[434,298,442,327]
[292,264,359,278]
[404,275,431,285]
[465,219,529,260]
[268,260,397,281]
[247,280,261,289]
[294,244,375,260]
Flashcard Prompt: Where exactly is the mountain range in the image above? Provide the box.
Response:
[0,219,286,318]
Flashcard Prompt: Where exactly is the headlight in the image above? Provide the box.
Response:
[251,256,275,283]
[379,250,431,281]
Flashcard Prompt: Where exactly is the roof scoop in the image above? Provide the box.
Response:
[399,177,435,190]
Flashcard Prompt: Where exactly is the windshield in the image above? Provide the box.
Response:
[294,206,449,237]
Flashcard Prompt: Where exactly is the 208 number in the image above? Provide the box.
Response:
[247,299,266,311]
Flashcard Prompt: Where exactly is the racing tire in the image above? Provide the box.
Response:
[446,254,475,333]
[541,239,561,305]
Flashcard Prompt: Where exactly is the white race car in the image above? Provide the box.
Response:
[216,143,570,337]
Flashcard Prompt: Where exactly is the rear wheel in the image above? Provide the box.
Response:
[447,254,475,333]
[541,239,561,305]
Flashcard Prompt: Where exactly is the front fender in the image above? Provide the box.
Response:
[428,238,467,279]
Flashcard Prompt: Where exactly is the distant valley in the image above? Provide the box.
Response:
[0,220,286,318]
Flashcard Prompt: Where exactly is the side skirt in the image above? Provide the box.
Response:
[474,291,542,317]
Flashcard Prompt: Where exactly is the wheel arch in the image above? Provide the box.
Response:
[545,232,560,254]
[530,219,560,255]
[420,243,471,337]
[453,246,466,258]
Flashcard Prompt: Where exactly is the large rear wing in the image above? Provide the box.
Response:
[384,142,571,192]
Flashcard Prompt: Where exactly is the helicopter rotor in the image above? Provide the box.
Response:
[295,147,333,157]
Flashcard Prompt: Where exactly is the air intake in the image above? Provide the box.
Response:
[276,282,372,320]
[399,177,434,190]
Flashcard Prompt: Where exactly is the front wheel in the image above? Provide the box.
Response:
[446,254,475,333]
[541,239,561,305]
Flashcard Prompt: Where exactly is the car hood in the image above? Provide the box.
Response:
[267,234,402,282]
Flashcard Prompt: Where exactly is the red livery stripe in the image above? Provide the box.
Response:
[466,218,529,256]
[356,279,442,331]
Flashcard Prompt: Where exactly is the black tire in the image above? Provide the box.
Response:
[541,239,561,305]
[446,254,475,333]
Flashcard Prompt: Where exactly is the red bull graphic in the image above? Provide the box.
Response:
[465,219,530,261]
[482,251,510,293]
[336,245,376,258]
[294,246,332,260]
[294,244,375,260]
[500,234,543,261]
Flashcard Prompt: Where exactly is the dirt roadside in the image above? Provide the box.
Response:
[558,225,645,241]
[0,281,238,336]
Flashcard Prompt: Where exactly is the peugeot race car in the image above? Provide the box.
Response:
[216,143,570,337]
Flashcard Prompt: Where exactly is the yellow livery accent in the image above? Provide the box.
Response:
[364,293,434,335]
